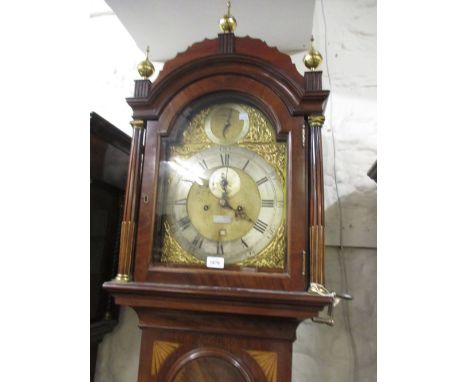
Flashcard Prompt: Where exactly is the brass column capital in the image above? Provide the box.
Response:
[308,115,325,128]
[130,119,145,129]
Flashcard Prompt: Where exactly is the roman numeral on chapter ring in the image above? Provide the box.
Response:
[220,153,230,167]
[253,219,268,234]
[176,216,191,230]
[199,160,208,170]
[174,198,187,206]
[241,238,249,248]
[192,235,204,249]
[261,199,274,208]
[256,177,268,186]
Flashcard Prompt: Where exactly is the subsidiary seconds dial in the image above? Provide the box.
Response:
[167,146,284,264]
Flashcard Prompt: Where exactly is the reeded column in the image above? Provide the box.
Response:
[114,119,145,282]
[307,114,326,292]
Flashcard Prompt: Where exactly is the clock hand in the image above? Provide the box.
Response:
[220,174,229,193]
[219,197,234,210]
[235,205,255,224]
[218,184,237,212]
[219,179,233,209]
[218,199,255,224]
[222,109,233,138]
[222,122,231,137]
[218,172,252,221]
[218,169,233,197]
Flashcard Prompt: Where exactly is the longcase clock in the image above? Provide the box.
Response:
[104,7,334,382]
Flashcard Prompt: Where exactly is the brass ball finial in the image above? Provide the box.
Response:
[137,46,155,79]
[303,35,323,71]
[219,1,237,33]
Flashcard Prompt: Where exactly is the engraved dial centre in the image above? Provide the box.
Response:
[187,166,261,242]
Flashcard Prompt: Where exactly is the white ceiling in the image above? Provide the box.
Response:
[104,0,316,61]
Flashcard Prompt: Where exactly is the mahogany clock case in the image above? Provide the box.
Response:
[103,34,332,382]
[129,38,329,293]
[104,33,332,309]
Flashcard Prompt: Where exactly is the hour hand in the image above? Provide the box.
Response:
[235,205,255,224]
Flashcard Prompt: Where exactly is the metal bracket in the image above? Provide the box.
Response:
[308,283,353,326]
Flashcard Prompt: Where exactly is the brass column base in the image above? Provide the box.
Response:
[113,273,132,283]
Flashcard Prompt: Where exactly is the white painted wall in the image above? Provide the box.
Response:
[290,2,377,381]
[307,0,377,249]
[91,1,376,381]
[90,0,162,136]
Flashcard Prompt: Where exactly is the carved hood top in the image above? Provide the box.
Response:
[127,35,329,119]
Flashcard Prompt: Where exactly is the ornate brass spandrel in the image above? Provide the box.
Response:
[170,109,211,157]
[239,143,286,188]
[241,105,275,144]
[160,221,205,265]
[161,223,285,269]
[170,143,210,157]
[181,109,211,145]
[237,224,285,269]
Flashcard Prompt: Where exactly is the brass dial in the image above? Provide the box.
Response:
[187,167,261,243]
[204,103,249,144]
[166,146,284,264]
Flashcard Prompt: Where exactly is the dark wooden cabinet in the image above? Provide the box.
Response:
[104,32,333,382]
[90,112,131,381]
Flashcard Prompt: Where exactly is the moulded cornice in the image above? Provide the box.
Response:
[127,35,329,119]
